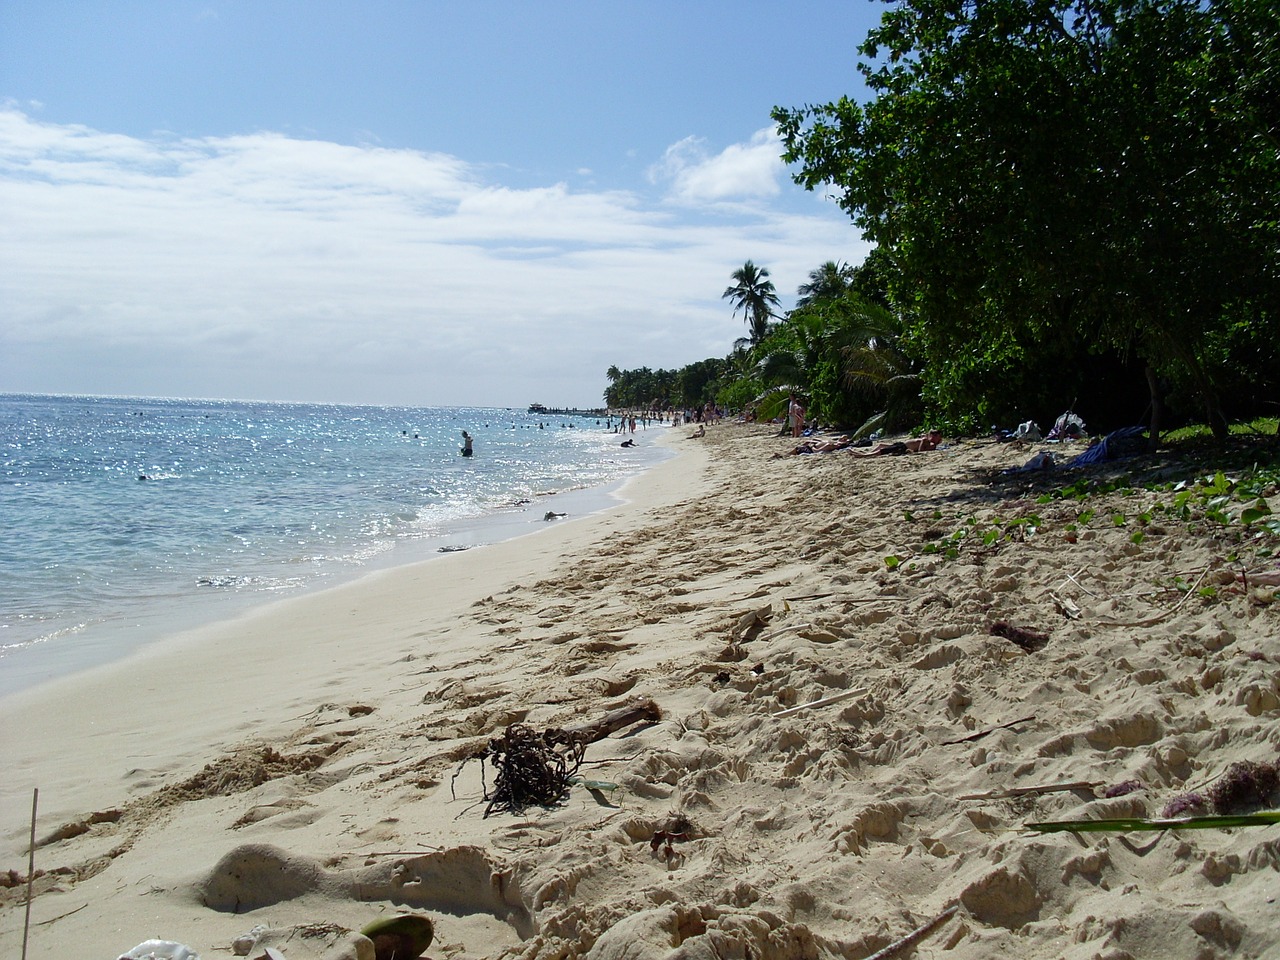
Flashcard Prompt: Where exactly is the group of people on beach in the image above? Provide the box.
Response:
[780,391,943,458]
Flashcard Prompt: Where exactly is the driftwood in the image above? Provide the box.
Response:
[1091,565,1211,628]
[732,607,772,643]
[772,688,867,718]
[942,715,1035,746]
[560,698,661,743]
[22,788,36,960]
[960,780,1101,801]
[863,905,958,960]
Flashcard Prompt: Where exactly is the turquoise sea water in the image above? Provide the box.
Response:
[1,394,667,695]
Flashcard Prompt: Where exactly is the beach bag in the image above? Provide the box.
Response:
[1048,412,1086,440]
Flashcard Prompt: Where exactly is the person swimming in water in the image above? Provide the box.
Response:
[460,430,474,457]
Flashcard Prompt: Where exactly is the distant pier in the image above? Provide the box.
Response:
[528,403,607,417]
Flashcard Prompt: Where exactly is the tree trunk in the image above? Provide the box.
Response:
[1207,399,1230,443]
[1144,364,1163,452]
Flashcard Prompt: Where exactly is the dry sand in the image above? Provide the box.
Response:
[1,423,1278,960]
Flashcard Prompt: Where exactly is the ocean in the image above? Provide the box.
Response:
[0,393,668,697]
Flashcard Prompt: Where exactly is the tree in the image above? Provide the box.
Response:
[759,290,922,431]
[795,260,856,309]
[722,261,781,349]
[835,298,922,437]
[676,358,729,409]
[774,0,1280,440]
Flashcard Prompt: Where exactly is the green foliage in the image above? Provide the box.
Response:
[715,374,763,413]
[1038,458,1280,545]
[903,449,1280,571]
[1029,811,1280,834]
[748,274,923,430]
[774,0,1280,436]
[1162,418,1280,443]
[676,358,730,410]
[603,365,680,410]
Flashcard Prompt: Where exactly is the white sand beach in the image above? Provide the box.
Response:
[2,423,1277,960]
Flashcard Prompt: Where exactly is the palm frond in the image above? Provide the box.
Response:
[1029,811,1280,833]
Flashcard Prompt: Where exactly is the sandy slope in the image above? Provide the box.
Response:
[1,422,1277,960]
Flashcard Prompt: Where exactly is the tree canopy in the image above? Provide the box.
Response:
[773,0,1280,438]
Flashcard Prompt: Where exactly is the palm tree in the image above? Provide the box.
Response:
[795,260,855,309]
[838,301,922,437]
[722,261,780,348]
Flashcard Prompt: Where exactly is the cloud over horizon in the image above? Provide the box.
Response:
[1,109,867,407]
[648,127,786,204]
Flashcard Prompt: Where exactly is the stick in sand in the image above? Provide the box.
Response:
[942,714,1036,746]
[22,787,37,960]
[772,688,866,718]
[959,780,1101,801]
[863,904,958,960]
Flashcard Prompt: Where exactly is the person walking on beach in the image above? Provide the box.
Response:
[460,430,474,457]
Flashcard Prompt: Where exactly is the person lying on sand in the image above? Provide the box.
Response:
[687,424,706,439]
[850,430,943,457]
[774,435,853,457]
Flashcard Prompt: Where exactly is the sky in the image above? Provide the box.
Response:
[1,1,884,409]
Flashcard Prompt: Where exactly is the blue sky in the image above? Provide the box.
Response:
[1,1,883,408]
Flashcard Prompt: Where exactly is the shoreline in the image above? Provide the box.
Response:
[0,430,673,701]
[2,423,1278,960]
[0,426,703,834]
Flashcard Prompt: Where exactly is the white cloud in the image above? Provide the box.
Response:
[0,110,862,406]
[649,127,784,204]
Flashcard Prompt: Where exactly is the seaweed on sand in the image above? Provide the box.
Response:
[989,621,1049,652]
[476,724,586,818]
[1206,760,1279,814]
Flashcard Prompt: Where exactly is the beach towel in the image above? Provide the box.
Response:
[1067,426,1146,468]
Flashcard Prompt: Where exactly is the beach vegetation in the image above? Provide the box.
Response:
[795,260,857,309]
[742,256,924,432]
[603,6,1278,440]
[603,365,679,411]
[772,0,1280,442]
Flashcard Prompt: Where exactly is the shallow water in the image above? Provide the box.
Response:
[0,394,667,694]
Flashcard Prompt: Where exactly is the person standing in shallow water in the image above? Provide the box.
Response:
[460,431,473,457]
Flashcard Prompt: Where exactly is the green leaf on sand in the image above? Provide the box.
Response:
[1028,811,1280,833]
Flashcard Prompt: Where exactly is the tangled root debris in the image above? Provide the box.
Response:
[466,724,586,818]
